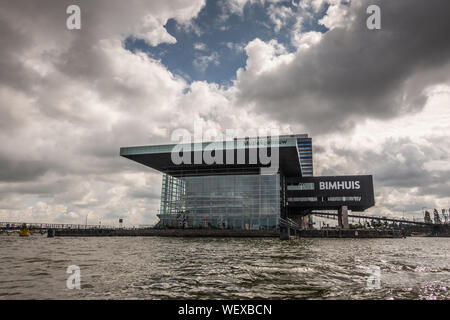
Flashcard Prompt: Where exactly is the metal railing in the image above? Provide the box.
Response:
[0,221,115,230]
[279,217,301,230]
[309,211,434,226]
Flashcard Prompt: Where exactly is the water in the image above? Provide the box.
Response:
[0,235,449,299]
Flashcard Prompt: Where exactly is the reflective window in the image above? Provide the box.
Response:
[287,182,314,190]
[159,174,280,230]
[288,197,318,202]
[327,196,361,202]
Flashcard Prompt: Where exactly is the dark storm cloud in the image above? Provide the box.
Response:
[0,0,448,223]
[129,186,161,200]
[237,0,450,134]
[362,139,437,188]
[0,17,34,93]
[0,0,204,224]
[0,155,49,182]
[0,178,71,197]
[318,136,450,199]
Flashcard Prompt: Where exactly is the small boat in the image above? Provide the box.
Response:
[18,224,30,237]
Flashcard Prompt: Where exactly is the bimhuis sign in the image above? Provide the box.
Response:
[289,175,375,209]
[319,180,361,190]
[296,175,374,197]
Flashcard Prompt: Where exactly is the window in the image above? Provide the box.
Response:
[327,196,361,202]
[288,197,317,202]
[287,182,314,190]
[160,173,280,229]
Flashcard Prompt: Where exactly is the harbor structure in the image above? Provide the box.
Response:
[120,134,375,232]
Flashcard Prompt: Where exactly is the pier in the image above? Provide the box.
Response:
[49,225,405,238]
[2,212,447,239]
[0,221,113,231]
[278,217,406,239]
[50,228,279,237]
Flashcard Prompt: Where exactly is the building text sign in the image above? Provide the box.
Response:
[319,180,361,190]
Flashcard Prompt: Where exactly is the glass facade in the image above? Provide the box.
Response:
[328,196,362,202]
[287,182,314,190]
[288,197,318,202]
[288,196,362,202]
[159,173,280,230]
[297,137,313,176]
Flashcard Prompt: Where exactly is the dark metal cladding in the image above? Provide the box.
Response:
[120,137,302,177]
[286,175,375,211]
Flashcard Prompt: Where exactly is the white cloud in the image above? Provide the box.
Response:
[223,0,255,15]
[318,0,354,30]
[0,0,206,225]
[222,0,284,15]
[225,42,245,52]
[194,42,207,51]
[313,87,450,217]
[291,30,323,51]
[133,15,177,46]
[193,52,220,72]
[0,0,284,225]
[1,0,450,226]
[238,39,294,76]
[299,0,328,12]
[267,3,294,32]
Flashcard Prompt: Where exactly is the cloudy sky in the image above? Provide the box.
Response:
[0,0,449,226]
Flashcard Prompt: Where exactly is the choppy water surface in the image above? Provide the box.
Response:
[0,235,449,299]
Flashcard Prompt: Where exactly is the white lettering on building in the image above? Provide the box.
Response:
[319,181,360,190]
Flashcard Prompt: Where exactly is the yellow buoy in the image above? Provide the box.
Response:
[19,224,30,237]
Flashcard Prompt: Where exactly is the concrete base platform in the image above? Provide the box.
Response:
[49,228,406,238]
[51,228,279,237]
[298,229,405,238]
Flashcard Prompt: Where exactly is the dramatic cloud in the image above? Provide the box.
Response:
[0,0,208,225]
[193,52,220,72]
[0,0,449,225]
[313,86,450,218]
[267,3,294,32]
[236,0,450,134]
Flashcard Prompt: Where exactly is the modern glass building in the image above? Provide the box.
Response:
[120,134,374,230]
[159,174,280,229]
